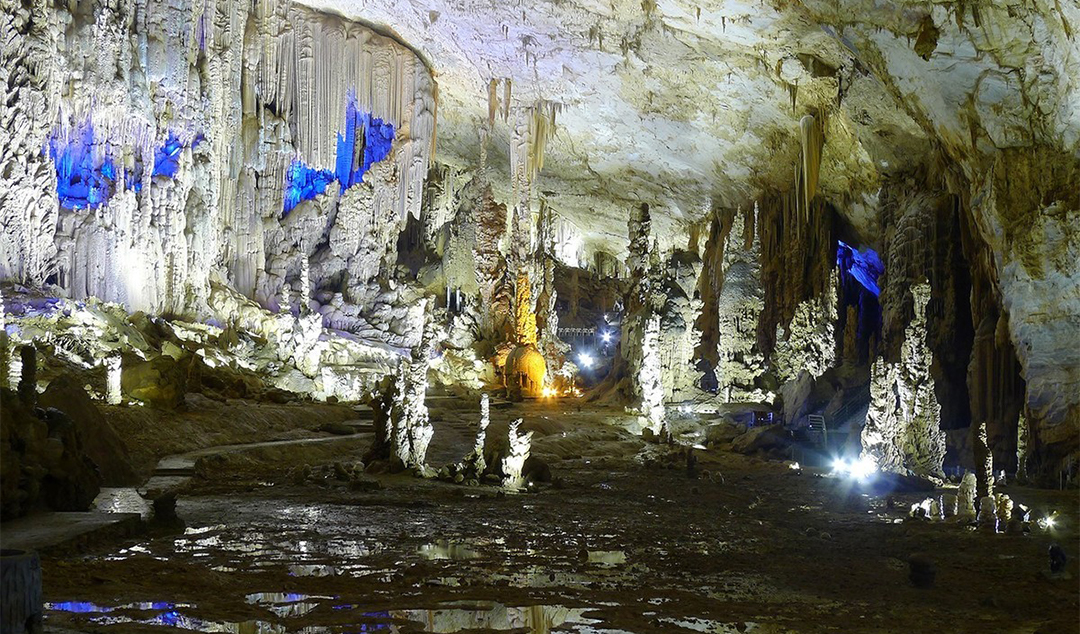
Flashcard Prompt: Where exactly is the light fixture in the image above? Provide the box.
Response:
[601,331,612,343]
[1038,513,1058,530]
[578,353,594,368]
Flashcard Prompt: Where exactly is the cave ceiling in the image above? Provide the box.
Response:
[301,0,1077,257]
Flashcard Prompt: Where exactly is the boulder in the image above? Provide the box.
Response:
[38,408,103,511]
[731,425,789,455]
[705,420,743,445]
[2,391,103,519]
[523,455,552,483]
[39,375,139,485]
[121,355,187,408]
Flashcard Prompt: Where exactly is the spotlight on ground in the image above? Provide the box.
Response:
[831,455,877,481]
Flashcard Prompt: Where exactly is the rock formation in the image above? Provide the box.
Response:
[861,282,946,480]
[715,204,768,403]
[501,418,532,489]
[1,0,434,356]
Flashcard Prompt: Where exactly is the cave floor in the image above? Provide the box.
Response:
[41,400,1079,634]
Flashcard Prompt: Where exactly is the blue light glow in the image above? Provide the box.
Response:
[48,123,115,210]
[285,92,396,214]
[836,240,884,296]
[151,131,185,179]
[283,160,336,215]
[46,601,113,613]
[335,91,395,193]
[49,125,199,208]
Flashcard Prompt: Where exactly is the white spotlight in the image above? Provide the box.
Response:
[578,353,594,369]
[601,331,612,343]
[850,455,878,480]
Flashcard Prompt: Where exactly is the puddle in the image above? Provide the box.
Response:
[392,602,596,633]
[48,599,606,633]
[586,550,626,566]
[658,617,761,633]
[93,487,153,519]
[246,592,334,618]
[418,540,481,560]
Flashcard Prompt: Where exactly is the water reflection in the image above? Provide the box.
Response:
[93,487,153,518]
[418,540,481,560]
[46,598,604,633]
[392,602,594,634]
[659,617,762,633]
[586,550,626,566]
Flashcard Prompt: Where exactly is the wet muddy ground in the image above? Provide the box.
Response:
[41,400,1079,633]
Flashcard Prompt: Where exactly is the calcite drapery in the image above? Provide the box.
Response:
[1,0,435,342]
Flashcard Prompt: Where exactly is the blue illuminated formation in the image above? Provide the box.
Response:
[361,114,395,182]
[836,240,884,296]
[50,126,199,207]
[151,131,185,178]
[285,92,396,215]
[48,123,115,210]
[283,160,336,215]
[335,93,396,192]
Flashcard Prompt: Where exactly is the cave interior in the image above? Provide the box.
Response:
[1,0,1078,632]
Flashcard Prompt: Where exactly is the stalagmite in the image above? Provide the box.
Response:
[638,313,666,436]
[514,271,539,348]
[536,202,569,371]
[105,356,122,405]
[956,473,977,523]
[456,393,490,480]
[771,268,838,383]
[392,305,438,471]
[502,418,533,489]
[860,282,945,480]
[1016,412,1030,480]
[995,494,1013,525]
[977,495,998,532]
[716,203,768,402]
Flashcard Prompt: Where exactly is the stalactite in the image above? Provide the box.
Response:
[798,114,824,222]
[488,78,500,127]
[1,0,435,331]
